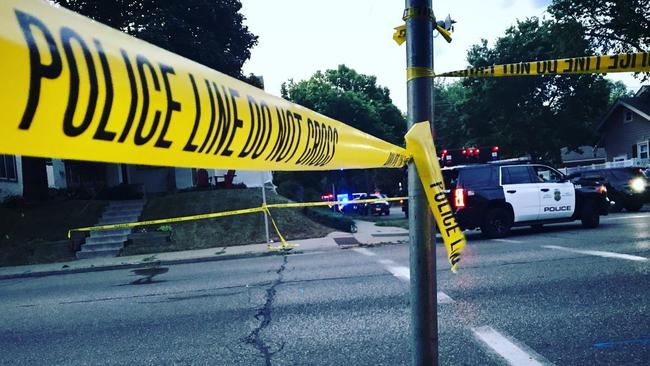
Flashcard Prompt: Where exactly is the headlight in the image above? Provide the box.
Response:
[630,177,647,193]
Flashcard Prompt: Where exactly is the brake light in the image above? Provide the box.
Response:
[454,188,466,209]
[597,185,607,194]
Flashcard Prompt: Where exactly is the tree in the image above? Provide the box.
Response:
[54,0,258,79]
[548,0,650,54]
[445,18,614,162]
[277,65,406,197]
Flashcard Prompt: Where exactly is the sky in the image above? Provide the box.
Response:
[240,0,644,112]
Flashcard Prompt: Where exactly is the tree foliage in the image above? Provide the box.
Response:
[277,65,406,197]
[282,65,405,145]
[54,0,258,79]
[548,0,650,54]
[435,18,614,162]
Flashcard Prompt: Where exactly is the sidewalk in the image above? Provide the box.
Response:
[0,219,408,280]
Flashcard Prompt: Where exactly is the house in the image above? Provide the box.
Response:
[0,154,273,201]
[560,146,607,168]
[597,86,650,163]
[0,154,23,200]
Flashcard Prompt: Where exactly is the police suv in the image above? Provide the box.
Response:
[443,160,610,238]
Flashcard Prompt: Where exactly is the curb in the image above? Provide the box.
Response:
[0,250,301,281]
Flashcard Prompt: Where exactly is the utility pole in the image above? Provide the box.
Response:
[404,0,438,365]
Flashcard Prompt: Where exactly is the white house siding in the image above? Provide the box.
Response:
[0,155,23,200]
[174,168,194,189]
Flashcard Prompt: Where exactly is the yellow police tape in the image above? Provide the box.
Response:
[405,122,465,272]
[0,0,408,171]
[393,24,452,46]
[437,52,650,77]
[68,197,409,251]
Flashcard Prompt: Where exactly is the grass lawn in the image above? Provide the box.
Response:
[0,199,108,266]
[123,189,335,255]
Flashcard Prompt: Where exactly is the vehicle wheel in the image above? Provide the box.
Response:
[481,207,513,239]
[581,200,600,228]
[624,201,643,212]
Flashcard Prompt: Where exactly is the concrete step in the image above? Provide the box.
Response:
[85,234,129,245]
[98,216,141,225]
[89,228,132,238]
[76,248,120,259]
[81,242,124,251]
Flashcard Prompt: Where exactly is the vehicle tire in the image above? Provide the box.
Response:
[481,207,513,239]
[624,201,643,212]
[581,200,600,228]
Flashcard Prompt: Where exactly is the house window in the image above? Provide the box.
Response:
[624,111,633,123]
[0,155,18,181]
[639,141,649,159]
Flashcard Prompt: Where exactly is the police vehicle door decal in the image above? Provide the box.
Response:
[534,165,576,219]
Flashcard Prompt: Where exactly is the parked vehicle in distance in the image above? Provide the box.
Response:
[403,160,611,237]
[567,167,649,212]
[367,193,390,216]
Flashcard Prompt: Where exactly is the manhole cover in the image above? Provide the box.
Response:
[334,237,360,246]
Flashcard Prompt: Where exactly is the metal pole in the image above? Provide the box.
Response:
[404,0,437,365]
[261,171,270,244]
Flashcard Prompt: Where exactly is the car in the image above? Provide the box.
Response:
[367,193,390,216]
[339,192,369,214]
[402,161,610,238]
[567,167,649,212]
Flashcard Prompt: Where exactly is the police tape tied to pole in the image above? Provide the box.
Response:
[0,0,466,270]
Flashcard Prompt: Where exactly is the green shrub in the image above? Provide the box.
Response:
[278,180,304,202]
[303,207,356,233]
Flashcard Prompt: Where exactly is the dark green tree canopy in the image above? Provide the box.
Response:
[435,18,614,161]
[548,0,650,54]
[55,0,258,79]
[281,65,405,145]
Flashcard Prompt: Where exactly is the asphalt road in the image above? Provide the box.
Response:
[1,209,650,365]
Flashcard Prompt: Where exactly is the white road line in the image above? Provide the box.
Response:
[603,214,650,221]
[385,265,410,281]
[352,247,376,257]
[353,249,456,303]
[543,245,648,262]
[472,326,550,366]
[493,238,523,244]
[437,291,455,304]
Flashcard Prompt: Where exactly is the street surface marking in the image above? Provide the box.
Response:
[472,326,550,366]
[437,291,455,304]
[352,248,376,257]
[543,245,648,262]
[356,251,456,303]
[602,214,650,221]
[493,239,523,244]
[386,265,410,281]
